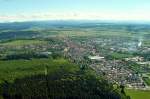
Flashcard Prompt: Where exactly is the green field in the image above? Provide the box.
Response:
[0,39,46,46]
[143,78,150,86]
[126,89,150,99]
[108,52,133,59]
[0,58,78,83]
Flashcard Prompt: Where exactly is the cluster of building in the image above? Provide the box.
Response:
[63,37,150,90]
[0,36,149,90]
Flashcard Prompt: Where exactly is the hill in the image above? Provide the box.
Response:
[0,58,128,99]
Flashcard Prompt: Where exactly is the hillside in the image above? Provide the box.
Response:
[0,58,128,99]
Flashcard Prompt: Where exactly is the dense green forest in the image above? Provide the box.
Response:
[0,58,129,99]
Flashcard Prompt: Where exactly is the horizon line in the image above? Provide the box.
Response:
[1,19,150,24]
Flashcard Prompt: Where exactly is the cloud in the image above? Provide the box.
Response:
[0,11,150,22]
[0,0,11,2]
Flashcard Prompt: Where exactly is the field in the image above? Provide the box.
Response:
[143,78,150,86]
[108,52,133,59]
[126,89,150,99]
[0,58,78,83]
[0,39,46,46]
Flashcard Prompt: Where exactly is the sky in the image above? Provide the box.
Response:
[0,0,150,22]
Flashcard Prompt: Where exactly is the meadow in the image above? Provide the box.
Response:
[126,89,150,99]
[0,39,46,46]
[0,58,78,83]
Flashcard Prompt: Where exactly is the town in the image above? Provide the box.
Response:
[0,33,149,91]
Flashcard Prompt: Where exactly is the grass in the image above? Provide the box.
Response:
[0,39,46,46]
[143,40,150,47]
[126,89,150,99]
[108,52,133,59]
[143,77,150,86]
[0,58,78,83]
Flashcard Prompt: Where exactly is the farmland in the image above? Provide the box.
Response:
[126,89,150,99]
[0,39,46,46]
[0,58,72,83]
